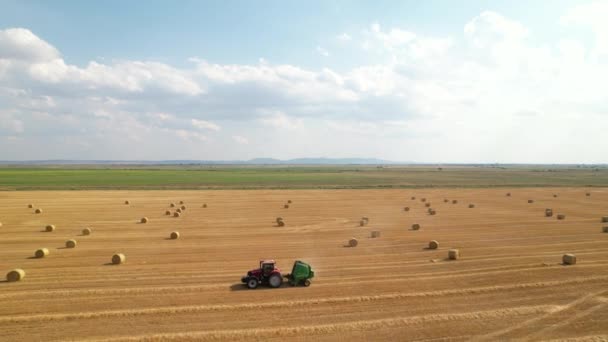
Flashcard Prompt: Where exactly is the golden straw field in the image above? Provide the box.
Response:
[1,188,608,341]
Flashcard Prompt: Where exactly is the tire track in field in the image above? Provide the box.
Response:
[523,297,608,341]
[12,254,608,289]
[541,335,608,342]
[1,277,606,324]
[472,290,607,341]
[79,305,559,341]
[2,271,607,304]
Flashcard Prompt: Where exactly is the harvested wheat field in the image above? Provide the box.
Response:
[1,188,608,341]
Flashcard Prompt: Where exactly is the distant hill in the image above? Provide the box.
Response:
[0,158,401,165]
[246,158,396,165]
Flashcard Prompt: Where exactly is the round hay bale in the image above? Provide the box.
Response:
[412,223,421,231]
[602,226,608,233]
[468,204,475,208]
[452,200,458,204]
[428,240,439,249]
[586,192,591,197]
[349,238,358,247]
[82,227,92,235]
[362,217,369,223]
[506,192,511,197]
[140,217,148,223]
[601,216,608,223]
[173,212,181,217]
[411,196,416,200]
[403,207,410,212]
[6,269,25,282]
[545,209,553,217]
[45,224,55,232]
[179,200,184,204]
[176,208,182,213]
[557,214,566,220]
[359,220,366,226]
[370,231,381,238]
[425,202,431,207]
[112,253,125,265]
[65,239,77,248]
[276,217,283,224]
[35,248,49,258]
[553,194,558,198]
[421,198,426,202]
[429,209,436,215]
[448,249,460,260]
[288,200,292,204]
[181,205,186,210]
[528,199,534,204]
[444,199,449,203]
[284,204,289,209]
[277,220,285,227]
[170,231,180,240]
[165,210,171,215]
[28,204,33,208]
[170,203,175,208]
[35,208,42,214]
[124,200,130,205]
[562,253,576,265]
[202,203,207,208]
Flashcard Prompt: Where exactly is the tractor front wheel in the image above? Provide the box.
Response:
[268,274,283,288]
[246,278,259,289]
[304,279,311,287]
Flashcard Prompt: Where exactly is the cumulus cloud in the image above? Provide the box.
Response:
[561,1,608,56]
[232,135,249,144]
[336,33,352,41]
[174,129,207,141]
[1,6,608,163]
[191,119,220,131]
[369,23,417,50]
[464,11,528,46]
[0,113,24,133]
[0,28,60,62]
[258,110,303,130]
[316,46,330,57]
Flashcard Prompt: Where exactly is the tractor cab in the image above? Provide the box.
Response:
[260,259,276,276]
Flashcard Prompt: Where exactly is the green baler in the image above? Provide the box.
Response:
[285,260,315,287]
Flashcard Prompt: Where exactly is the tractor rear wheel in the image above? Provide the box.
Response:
[304,279,311,287]
[268,274,283,288]
[246,278,258,289]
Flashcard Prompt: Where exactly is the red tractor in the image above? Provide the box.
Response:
[241,259,283,289]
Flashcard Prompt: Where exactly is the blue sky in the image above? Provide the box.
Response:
[0,0,578,68]
[0,1,607,162]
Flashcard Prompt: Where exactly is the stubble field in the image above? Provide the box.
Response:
[1,188,607,341]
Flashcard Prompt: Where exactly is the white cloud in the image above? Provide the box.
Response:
[464,11,528,46]
[174,129,207,141]
[232,135,249,144]
[337,33,352,41]
[191,119,220,131]
[316,46,330,57]
[0,28,60,62]
[0,114,24,133]
[1,6,608,163]
[258,110,303,130]
[372,24,417,50]
[561,1,608,56]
